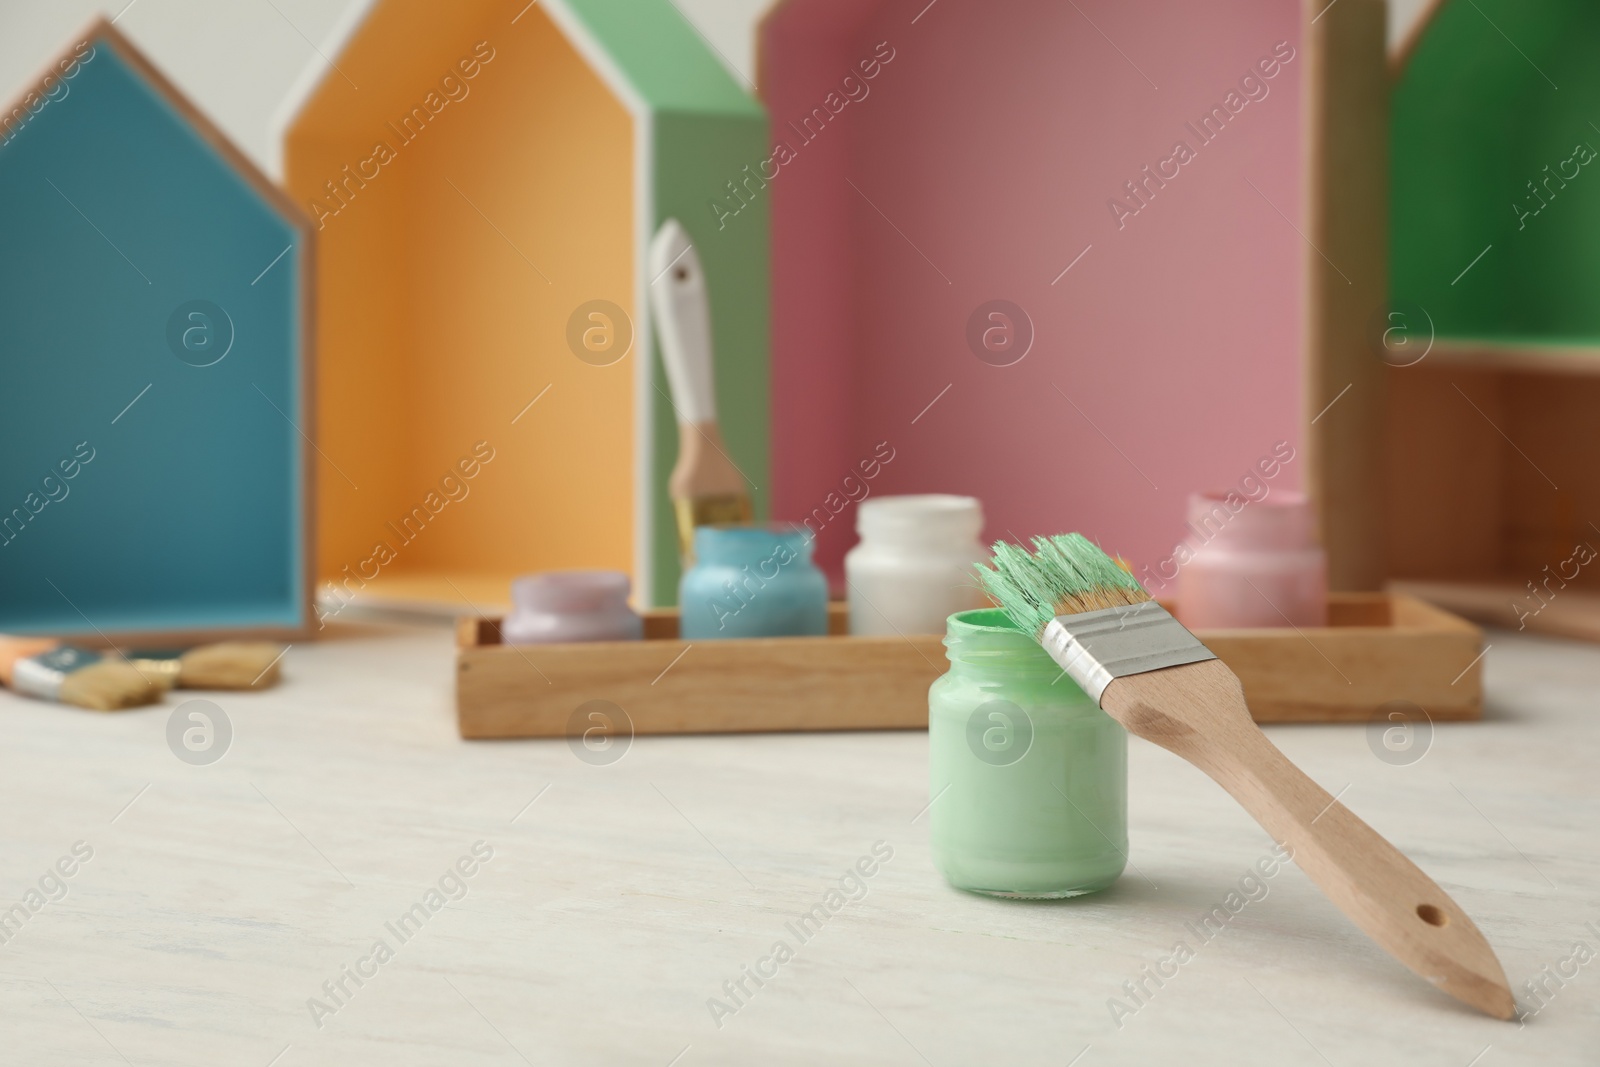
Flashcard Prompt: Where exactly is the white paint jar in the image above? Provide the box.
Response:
[845,495,987,635]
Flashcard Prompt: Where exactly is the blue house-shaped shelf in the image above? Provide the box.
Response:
[0,19,314,641]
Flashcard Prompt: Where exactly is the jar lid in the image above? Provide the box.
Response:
[1185,490,1318,551]
[691,523,817,565]
[511,570,631,612]
[858,494,983,544]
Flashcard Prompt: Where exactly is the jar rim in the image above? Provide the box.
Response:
[1192,488,1310,510]
[945,607,1021,636]
[692,523,816,558]
[943,608,1063,675]
[860,493,980,516]
[1185,489,1320,552]
[858,494,983,543]
[511,570,632,611]
[695,522,812,540]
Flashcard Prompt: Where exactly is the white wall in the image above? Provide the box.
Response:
[0,0,772,177]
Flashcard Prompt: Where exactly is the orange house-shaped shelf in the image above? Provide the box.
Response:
[278,0,770,615]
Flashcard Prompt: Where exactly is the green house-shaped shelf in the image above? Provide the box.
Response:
[0,20,313,641]
[1388,0,1600,636]
[278,0,770,613]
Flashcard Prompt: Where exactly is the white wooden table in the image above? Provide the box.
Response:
[0,622,1595,1065]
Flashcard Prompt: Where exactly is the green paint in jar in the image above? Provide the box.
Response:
[928,608,1127,898]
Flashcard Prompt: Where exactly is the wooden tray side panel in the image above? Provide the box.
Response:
[1204,626,1481,722]
[457,634,944,738]
[1394,579,1600,644]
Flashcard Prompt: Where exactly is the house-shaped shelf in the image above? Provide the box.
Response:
[756,0,1383,591]
[1387,0,1600,637]
[280,0,769,613]
[0,20,312,641]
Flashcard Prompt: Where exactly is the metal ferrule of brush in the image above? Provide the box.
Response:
[1040,602,1217,705]
[11,646,100,701]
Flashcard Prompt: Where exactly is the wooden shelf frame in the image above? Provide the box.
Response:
[1415,340,1600,377]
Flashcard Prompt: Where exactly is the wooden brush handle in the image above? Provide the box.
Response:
[668,422,746,501]
[1102,658,1514,1019]
[0,636,63,687]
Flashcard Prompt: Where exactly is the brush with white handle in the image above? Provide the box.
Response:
[648,219,751,557]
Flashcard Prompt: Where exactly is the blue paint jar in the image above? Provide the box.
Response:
[679,525,829,639]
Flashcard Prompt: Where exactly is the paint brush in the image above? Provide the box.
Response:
[0,636,284,696]
[648,218,752,558]
[0,640,162,711]
[978,533,1515,1020]
[127,642,286,690]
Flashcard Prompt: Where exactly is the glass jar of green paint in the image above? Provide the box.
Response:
[928,608,1128,898]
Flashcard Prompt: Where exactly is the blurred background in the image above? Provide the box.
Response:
[0,0,1438,182]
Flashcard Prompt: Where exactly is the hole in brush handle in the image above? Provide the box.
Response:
[1416,903,1449,927]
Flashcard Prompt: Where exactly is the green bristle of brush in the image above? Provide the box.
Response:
[976,533,1151,637]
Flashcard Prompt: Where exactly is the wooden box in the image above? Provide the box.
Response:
[455,592,1483,738]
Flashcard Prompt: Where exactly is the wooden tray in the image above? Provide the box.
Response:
[455,593,1483,738]
[1196,593,1483,723]
[1392,578,1600,645]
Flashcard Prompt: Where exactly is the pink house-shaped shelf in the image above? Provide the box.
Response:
[757,0,1387,594]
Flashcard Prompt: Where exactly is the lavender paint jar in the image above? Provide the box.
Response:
[502,571,643,644]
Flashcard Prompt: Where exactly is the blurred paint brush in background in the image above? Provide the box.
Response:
[649,219,752,558]
[0,637,285,709]
[127,643,287,690]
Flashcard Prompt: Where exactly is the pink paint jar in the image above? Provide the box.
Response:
[502,571,643,644]
[1174,491,1328,630]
